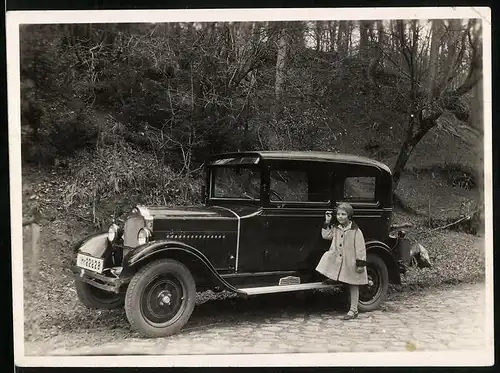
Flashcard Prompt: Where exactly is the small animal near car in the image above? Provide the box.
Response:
[71,151,412,338]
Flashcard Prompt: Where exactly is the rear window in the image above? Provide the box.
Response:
[343,176,376,201]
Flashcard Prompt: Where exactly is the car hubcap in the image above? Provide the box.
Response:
[141,275,186,327]
[158,290,172,306]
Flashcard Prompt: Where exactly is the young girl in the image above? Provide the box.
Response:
[315,202,368,320]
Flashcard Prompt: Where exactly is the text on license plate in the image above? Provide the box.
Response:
[77,254,104,273]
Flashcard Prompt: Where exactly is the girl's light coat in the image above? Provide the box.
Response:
[315,221,368,285]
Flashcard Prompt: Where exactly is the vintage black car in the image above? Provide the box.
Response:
[72,151,412,338]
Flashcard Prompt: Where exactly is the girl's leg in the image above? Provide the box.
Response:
[349,284,359,313]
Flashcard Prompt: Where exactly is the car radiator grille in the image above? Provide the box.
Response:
[123,216,145,247]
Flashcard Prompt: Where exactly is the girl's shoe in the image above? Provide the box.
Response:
[343,310,359,320]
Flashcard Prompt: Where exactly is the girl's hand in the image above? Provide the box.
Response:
[325,210,333,224]
[356,266,364,273]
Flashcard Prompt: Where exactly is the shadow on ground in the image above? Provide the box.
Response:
[183,289,348,331]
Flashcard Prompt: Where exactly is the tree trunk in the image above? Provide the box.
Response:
[438,19,464,92]
[396,20,411,76]
[347,21,353,55]
[377,21,385,55]
[389,20,395,53]
[329,21,337,52]
[367,21,383,87]
[409,20,419,102]
[337,21,348,57]
[315,21,322,51]
[359,20,372,60]
[428,19,443,99]
[392,118,436,192]
[268,25,288,149]
[275,27,287,102]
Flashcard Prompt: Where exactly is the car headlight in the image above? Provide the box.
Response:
[137,228,152,246]
[107,223,121,242]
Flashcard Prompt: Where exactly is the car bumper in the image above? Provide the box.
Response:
[70,266,131,294]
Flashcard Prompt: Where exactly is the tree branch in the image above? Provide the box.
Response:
[453,31,482,97]
[435,20,480,100]
[437,20,467,93]
[377,46,413,81]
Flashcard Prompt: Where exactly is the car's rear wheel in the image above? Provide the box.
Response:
[358,253,389,312]
[75,280,125,309]
[125,258,196,338]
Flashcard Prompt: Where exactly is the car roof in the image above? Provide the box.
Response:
[209,151,392,174]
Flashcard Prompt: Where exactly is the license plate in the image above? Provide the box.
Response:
[77,254,104,273]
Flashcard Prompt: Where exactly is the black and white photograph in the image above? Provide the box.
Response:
[8,7,493,367]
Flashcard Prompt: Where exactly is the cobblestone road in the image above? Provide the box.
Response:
[25,283,491,356]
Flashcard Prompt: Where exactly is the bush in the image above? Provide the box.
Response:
[62,141,203,227]
[22,106,100,165]
[49,110,99,156]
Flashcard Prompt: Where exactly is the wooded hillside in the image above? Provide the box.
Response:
[20,19,484,228]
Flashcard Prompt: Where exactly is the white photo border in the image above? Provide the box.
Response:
[7,6,494,368]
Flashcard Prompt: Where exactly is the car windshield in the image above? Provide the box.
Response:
[210,166,261,200]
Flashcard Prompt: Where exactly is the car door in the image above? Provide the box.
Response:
[260,162,333,271]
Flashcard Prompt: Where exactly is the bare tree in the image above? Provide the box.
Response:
[427,19,444,98]
[337,21,348,57]
[359,20,373,60]
[328,21,337,52]
[275,26,288,101]
[265,23,289,149]
[314,21,324,52]
[347,21,354,55]
[370,19,483,191]
[367,20,385,87]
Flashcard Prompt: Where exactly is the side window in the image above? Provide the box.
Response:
[269,169,329,203]
[343,176,376,201]
[270,170,307,202]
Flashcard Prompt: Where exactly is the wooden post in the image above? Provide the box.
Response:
[24,207,41,282]
[30,223,40,281]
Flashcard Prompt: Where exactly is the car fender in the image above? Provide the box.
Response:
[366,240,401,285]
[122,240,247,296]
[73,232,110,258]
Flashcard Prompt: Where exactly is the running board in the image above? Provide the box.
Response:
[238,282,339,296]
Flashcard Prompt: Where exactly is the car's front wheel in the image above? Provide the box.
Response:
[124,258,196,338]
[75,280,125,309]
[358,253,389,312]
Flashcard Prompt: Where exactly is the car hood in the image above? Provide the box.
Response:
[140,205,261,220]
[136,205,262,234]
